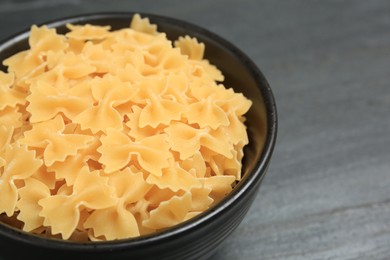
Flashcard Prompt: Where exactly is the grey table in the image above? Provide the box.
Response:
[0,0,389,259]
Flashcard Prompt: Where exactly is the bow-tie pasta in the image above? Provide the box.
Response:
[0,13,253,241]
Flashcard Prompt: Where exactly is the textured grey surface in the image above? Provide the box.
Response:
[1,0,390,259]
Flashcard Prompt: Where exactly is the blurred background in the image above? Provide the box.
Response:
[1,0,390,259]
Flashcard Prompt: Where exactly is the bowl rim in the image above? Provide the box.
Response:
[0,11,278,251]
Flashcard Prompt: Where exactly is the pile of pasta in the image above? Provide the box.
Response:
[0,14,252,241]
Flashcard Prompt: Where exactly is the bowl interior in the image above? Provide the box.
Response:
[0,11,277,251]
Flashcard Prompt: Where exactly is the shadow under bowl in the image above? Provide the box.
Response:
[0,12,278,260]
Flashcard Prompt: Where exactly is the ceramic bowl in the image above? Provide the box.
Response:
[0,12,277,260]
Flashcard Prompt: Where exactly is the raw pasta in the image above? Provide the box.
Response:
[0,13,252,241]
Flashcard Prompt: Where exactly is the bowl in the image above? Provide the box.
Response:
[0,12,277,260]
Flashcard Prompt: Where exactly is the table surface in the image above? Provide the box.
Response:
[0,0,389,259]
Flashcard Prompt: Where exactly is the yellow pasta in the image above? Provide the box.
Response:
[0,13,252,241]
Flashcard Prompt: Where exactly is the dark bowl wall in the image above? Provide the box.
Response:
[0,12,277,260]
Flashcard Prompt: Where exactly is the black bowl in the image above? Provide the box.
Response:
[0,12,277,260]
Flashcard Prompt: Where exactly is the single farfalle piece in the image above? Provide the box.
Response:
[38,166,117,240]
[26,64,66,89]
[136,77,187,128]
[126,105,161,141]
[189,185,213,212]
[0,143,43,216]
[146,158,202,192]
[48,136,101,186]
[84,201,140,240]
[192,60,224,82]
[143,192,192,230]
[108,167,153,203]
[28,25,68,53]
[184,96,229,130]
[16,178,51,232]
[174,36,224,82]
[4,25,68,79]
[98,128,172,175]
[66,23,112,40]
[202,175,236,204]
[27,80,93,123]
[144,186,179,209]
[189,83,227,102]
[174,36,205,61]
[74,75,138,133]
[81,41,114,74]
[164,122,233,160]
[144,36,171,60]
[110,31,158,69]
[217,91,252,117]
[130,13,158,35]
[49,51,96,79]
[191,84,251,116]
[84,168,152,239]
[217,112,250,146]
[112,62,145,85]
[18,115,95,166]
[0,71,26,110]
[157,47,187,72]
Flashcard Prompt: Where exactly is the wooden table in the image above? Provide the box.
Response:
[0,0,389,259]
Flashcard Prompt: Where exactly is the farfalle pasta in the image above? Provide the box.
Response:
[0,13,252,241]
